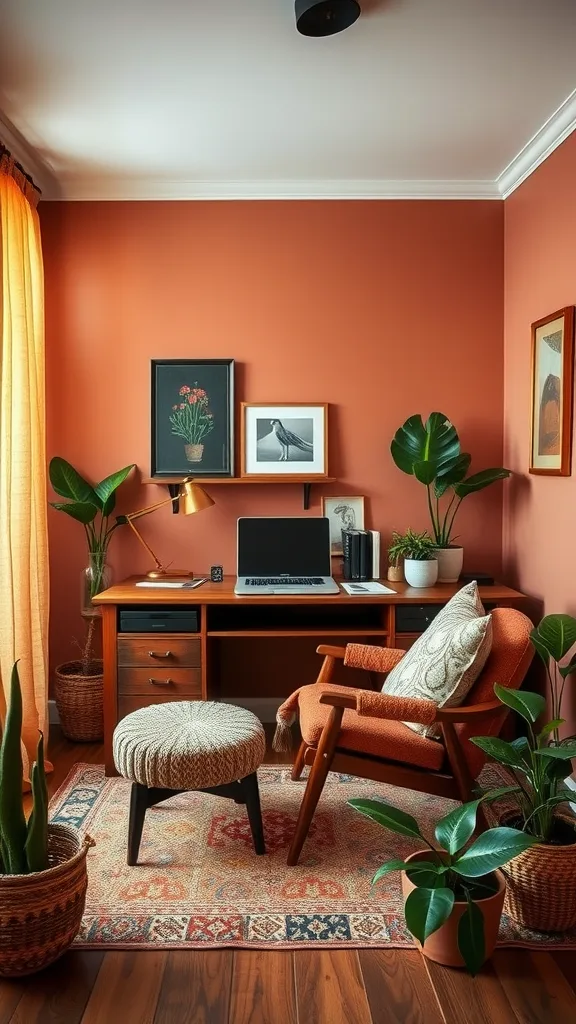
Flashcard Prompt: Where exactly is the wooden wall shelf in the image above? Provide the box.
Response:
[143,476,336,511]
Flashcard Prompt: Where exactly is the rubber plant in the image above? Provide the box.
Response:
[349,796,535,975]
[49,457,135,670]
[0,663,49,875]
[390,412,510,547]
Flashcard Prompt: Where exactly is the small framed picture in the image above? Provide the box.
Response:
[529,307,575,476]
[240,403,328,477]
[151,359,234,477]
[323,496,365,555]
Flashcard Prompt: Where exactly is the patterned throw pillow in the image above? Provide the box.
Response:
[383,581,493,739]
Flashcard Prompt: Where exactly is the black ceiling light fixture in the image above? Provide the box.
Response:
[295,0,361,37]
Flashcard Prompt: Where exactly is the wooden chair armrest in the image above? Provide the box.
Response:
[316,645,346,659]
[319,688,437,725]
[319,691,358,709]
[435,701,503,722]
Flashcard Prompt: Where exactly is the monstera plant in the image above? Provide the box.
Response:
[390,413,510,548]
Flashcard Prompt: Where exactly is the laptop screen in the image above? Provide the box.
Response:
[237,517,331,577]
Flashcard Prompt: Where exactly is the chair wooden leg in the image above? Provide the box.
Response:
[291,741,308,781]
[287,706,345,866]
[239,772,266,855]
[441,722,475,803]
[127,782,149,866]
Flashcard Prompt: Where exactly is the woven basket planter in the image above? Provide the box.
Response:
[0,824,94,977]
[55,660,104,742]
[501,812,576,932]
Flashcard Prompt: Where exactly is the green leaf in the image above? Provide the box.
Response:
[49,457,98,505]
[49,500,99,525]
[433,453,471,497]
[94,464,135,515]
[405,862,448,888]
[538,719,566,742]
[404,887,455,944]
[531,615,576,663]
[470,735,530,770]
[371,860,408,886]
[543,757,573,783]
[559,654,576,679]
[535,742,576,760]
[458,897,486,976]
[453,467,511,498]
[494,684,545,724]
[348,799,423,841]
[452,827,536,878]
[390,413,461,483]
[435,800,480,855]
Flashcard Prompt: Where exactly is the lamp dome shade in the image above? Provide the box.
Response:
[295,0,361,37]
[179,478,215,516]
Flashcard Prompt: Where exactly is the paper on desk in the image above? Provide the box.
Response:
[340,582,397,595]
[135,578,207,589]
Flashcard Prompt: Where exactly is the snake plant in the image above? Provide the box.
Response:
[0,663,49,875]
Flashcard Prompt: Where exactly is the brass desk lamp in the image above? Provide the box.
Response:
[124,477,214,578]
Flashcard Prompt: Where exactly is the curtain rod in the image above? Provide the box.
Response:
[0,141,42,196]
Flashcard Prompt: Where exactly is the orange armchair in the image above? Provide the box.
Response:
[274,607,534,866]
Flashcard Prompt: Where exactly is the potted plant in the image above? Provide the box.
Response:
[349,796,534,974]
[387,529,438,588]
[49,457,135,741]
[170,383,214,464]
[0,663,94,976]
[390,413,510,582]
[472,614,576,932]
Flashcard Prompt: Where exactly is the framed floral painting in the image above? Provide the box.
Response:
[529,308,575,476]
[151,359,234,477]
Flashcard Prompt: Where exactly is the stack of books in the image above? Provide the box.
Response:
[342,529,380,581]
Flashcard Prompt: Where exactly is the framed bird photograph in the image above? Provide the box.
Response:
[240,403,328,477]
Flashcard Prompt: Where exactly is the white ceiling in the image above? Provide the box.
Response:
[1,0,575,200]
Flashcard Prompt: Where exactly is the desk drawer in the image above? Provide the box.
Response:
[118,636,201,668]
[395,604,444,634]
[118,693,202,722]
[118,667,202,696]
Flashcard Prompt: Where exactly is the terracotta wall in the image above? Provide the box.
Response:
[503,132,576,724]
[41,200,504,672]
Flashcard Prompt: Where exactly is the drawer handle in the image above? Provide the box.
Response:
[148,651,172,659]
[148,677,172,686]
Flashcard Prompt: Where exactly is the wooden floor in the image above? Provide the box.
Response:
[4,728,576,1024]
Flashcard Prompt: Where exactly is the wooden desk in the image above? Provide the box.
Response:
[94,576,526,774]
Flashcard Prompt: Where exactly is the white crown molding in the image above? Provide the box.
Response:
[497,88,576,199]
[44,176,500,202]
[0,112,60,197]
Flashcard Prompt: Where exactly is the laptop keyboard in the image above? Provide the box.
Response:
[245,577,324,586]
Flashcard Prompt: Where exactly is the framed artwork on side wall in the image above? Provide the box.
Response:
[529,307,575,476]
[240,403,328,477]
[151,359,234,477]
[322,496,365,555]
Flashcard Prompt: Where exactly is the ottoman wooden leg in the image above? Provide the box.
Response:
[239,772,266,855]
[128,782,149,866]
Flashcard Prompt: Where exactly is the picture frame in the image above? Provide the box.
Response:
[151,359,234,477]
[529,307,575,476]
[322,495,365,555]
[240,403,328,477]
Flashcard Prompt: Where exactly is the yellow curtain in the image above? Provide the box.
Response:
[0,153,49,772]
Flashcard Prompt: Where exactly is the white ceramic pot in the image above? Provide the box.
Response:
[404,559,438,588]
[434,546,464,583]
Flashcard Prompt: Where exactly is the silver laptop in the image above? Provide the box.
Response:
[234,516,340,595]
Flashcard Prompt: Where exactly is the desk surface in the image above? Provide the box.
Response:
[94,576,525,606]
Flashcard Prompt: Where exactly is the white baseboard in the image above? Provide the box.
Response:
[49,696,281,725]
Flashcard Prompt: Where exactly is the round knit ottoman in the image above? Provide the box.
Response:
[113,701,267,863]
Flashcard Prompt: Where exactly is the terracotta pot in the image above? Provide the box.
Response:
[55,660,103,742]
[401,850,505,969]
[403,559,438,588]
[499,811,576,932]
[387,565,404,582]
[434,546,464,583]
[0,824,93,977]
[185,443,204,462]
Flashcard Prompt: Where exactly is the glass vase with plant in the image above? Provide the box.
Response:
[349,796,534,974]
[390,412,510,549]
[471,613,576,931]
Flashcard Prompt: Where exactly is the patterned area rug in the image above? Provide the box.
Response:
[50,763,576,950]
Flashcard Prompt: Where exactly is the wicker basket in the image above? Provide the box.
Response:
[0,823,94,977]
[55,660,104,742]
[501,811,576,932]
